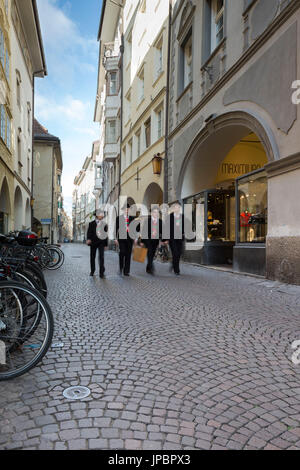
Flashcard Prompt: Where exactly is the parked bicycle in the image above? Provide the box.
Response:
[0,229,57,381]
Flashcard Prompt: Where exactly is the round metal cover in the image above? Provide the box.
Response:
[63,386,91,400]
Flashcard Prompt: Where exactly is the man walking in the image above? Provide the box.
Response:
[164,202,185,275]
[87,210,108,278]
[141,205,164,275]
[115,204,137,276]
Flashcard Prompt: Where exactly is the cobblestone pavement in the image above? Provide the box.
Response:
[1,243,300,450]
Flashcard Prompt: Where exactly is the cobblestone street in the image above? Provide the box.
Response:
[1,243,300,450]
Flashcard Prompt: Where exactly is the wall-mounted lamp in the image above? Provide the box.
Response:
[152,153,164,175]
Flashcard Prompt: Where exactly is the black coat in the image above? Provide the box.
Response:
[115,215,140,241]
[141,216,163,245]
[163,213,185,242]
[87,220,108,246]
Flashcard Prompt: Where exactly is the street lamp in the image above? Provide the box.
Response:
[152,153,163,175]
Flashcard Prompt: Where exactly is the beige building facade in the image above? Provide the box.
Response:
[167,0,300,284]
[33,120,62,243]
[120,0,170,210]
[0,0,46,234]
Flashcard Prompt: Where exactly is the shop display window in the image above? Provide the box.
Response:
[237,171,267,244]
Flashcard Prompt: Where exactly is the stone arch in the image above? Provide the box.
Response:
[143,182,163,210]
[177,110,279,200]
[0,176,11,233]
[13,186,23,230]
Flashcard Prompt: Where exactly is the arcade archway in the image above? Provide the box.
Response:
[179,113,274,276]
[0,177,11,234]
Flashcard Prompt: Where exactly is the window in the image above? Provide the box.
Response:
[238,171,267,244]
[16,73,21,108]
[128,139,133,165]
[122,146,126,170]
[136,129,141,159]
[6,115,11,150]
[126,31,132,67]
[0,29,4,69]
[154,40,163,80]
[125,91,131,123]
[156,108,163,140]
[0,105,5,141]
[27,103,31,134]
[211,0,224,52]
[0,105,11,150]
[144,118,151,149]
[138,68,145,103]
[106,120,117,143]
[180,29,193,93]
[108,71,118,95]
[5,50,9,80]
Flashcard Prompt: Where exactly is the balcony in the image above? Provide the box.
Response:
[104,142,119,162]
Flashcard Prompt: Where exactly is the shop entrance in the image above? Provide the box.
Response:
[182,131,269,275]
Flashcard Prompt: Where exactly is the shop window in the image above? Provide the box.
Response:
[237,171,267,244]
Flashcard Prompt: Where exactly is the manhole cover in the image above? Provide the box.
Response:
[63,386,91,400]
[52,342,64,348]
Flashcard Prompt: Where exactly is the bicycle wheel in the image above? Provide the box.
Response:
[0,281,54,381]
[45,247,64,270]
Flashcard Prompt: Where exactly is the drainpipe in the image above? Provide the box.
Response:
[31,74,35,229]
[118,30,124,216]
[164,0,172,205]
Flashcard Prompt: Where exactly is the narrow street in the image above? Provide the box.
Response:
[1,244,300,450]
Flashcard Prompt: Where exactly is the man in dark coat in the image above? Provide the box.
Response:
[164,202,185,275]
[86,210,108,278]
[115,204,138,276]
[141,206,165,275]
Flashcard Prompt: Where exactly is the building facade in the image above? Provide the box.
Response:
[33,119,63,243]
[0,0,46,234]
[94,1,122,210]
[167,0,300,284]
[73,141,100,242]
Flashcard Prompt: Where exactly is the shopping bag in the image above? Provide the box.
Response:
[132,245,148,263]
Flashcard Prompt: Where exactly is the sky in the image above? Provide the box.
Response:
[35,0,103,217]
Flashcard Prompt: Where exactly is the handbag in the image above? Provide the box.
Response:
[132,245,148,263]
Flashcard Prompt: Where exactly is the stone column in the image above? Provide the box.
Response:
[265,153,300,285]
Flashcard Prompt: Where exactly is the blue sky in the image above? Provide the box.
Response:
[35,0,103,216]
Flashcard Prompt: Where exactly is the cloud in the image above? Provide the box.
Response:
[35,93,93,123]
[37,0,98,85]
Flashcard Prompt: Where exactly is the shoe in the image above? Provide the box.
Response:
[99,273,106,279]
[90,272,95,276]
[175,272,180,276]
[124,273,130,277]
[146,267,153,275]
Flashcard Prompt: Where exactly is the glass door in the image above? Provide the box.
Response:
[206,189,235,243]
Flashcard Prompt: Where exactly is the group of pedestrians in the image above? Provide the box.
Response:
[86,203,185,278]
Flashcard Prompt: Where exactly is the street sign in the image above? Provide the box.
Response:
[41,219,52,225]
